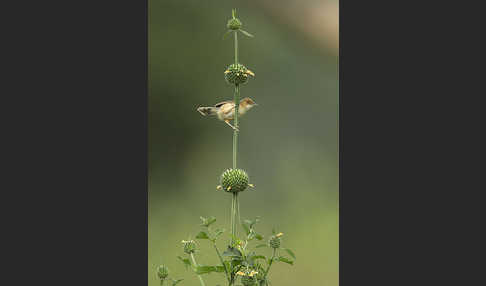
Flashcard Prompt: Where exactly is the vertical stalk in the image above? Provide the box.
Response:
[231,30,240,245]
[263,248,277,285]
[213,243,231,283]
[234,30,238,64]
[190,253,206,286]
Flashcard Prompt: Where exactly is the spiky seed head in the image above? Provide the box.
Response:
[221,168,250,193]
[224,64,254,85]
[156,265,169,280]
[269,235,281,249]
[182,240,196,254]
[227,17,242,30]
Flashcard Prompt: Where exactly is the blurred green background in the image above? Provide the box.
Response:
[149,1,338,285]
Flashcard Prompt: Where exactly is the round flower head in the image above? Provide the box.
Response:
[224,64,255,85]
[227,17,242,30]
[156,265,169,280]
[269,232,283,249]
[221,168,250,193]
[181,240,196,254]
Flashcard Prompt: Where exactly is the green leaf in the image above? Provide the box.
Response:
[222,246,242,258]
[195,231,209,239]
[207,216,216,226]
[255,244,268,248]
[195,266,213,275]
[277,256,294,265]
[243,217,260,228]
[242,223,250,235]
[222,30,232,40]
[214,228,225,238]
[239,29,254,37]
[254,233,263,240]
[195,266,226,275]
[177,256,192,270]
[245,252,263,267]
[200,216,216,227]
[283,248,296,260]
[171,279,184,286]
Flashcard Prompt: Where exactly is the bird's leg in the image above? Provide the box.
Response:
[224,120,239,131]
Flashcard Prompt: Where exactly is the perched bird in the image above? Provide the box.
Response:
[197,97,258,130]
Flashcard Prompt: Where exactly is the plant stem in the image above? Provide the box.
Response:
[263,248,277,284]
[231,30,240,245]
[213,243,231,283]
[234,30,238,64]
[190,253,206,286]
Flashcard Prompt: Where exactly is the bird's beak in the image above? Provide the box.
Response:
[246,69,255,77]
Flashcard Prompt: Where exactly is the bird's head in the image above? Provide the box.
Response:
[240,97,258,110]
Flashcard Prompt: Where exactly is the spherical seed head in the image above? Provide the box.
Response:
[241,275,256,286]
[224,64,252,85]
[221,168,249,193]
[156,265,169,280]
[183,240,196,254]
[269,235,281,249]
[227,17,242,30]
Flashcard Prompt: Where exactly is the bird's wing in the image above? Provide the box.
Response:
[214,100,233,108]
[220,102,235,115]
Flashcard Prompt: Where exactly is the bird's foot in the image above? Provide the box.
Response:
[224,120,239,131]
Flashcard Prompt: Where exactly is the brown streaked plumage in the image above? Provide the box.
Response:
[197,97,257,130]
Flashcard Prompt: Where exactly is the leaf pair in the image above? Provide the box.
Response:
[196,217,225,242]
[223,29,254,40]
[222,246,243,258]
[200,216,216,227]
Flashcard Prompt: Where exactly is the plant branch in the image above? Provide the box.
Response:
[190,253,206,286]
[263,248,277,284]
[231,29,240,246]
[213,243,231,283]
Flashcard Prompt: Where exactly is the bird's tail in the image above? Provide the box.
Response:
[197,106,218,116]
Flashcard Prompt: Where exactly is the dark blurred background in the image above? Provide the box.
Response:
[149,1,338,285]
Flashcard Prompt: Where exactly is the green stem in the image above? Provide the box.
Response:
[263,248,277,283]
[213,243,231,283]
[190,253,206,286]
[234,31,238,64]
[231,30,240,246]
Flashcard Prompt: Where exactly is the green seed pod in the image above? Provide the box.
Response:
[269,235,281,249]
[227,17,242,30]
[224,64,254,85]
[182,240,196,254]
[241,275,256,286]
[221,168,249,193]
[156,265,169,280]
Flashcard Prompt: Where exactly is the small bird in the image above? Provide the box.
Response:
[197,97,258,130]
